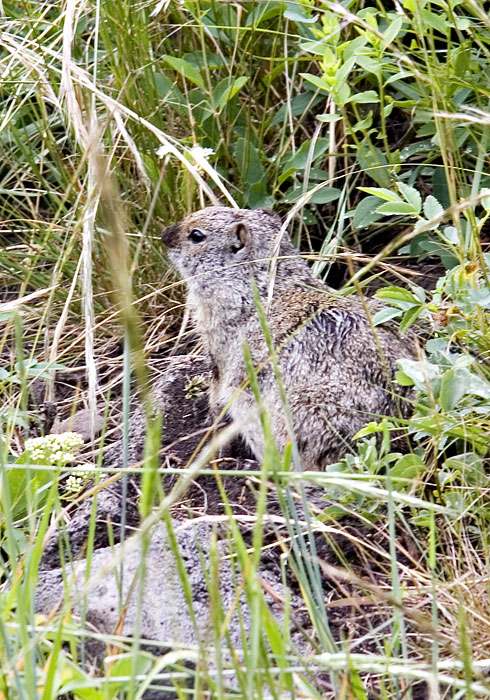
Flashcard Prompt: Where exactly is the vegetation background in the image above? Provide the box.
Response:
[1,0,490,697]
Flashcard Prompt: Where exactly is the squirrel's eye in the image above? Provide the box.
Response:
[189,229,206,244]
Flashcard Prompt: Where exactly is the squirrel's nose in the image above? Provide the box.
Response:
[161,223,179,247]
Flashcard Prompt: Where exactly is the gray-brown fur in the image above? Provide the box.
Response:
[162,206,416,469]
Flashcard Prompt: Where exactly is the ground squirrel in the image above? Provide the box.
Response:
[162,206,415,469]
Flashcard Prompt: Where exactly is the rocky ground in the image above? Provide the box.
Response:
[34,355,427,698]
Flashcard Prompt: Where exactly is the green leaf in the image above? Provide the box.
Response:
[247,182,275,209]
[285,138,330,170]
[282,186,341,204]
[382,16,404,47]
[422,9,448,34]
[372,307,402,326]
[333,81,351,106]
[245,3,283,26]
[357,187,401,202]
[395,370,415,386]
[397,358,440,392]
[353,195,384,228]
[376,286,418,303]
[6,463,56,521]
[442,225,459,244]
[214,76,249,109]
[163,55,204,88]
[355,54,382,75]
[399,304,423,333]
[334,57,355,95]
[423,195,444,220]
[439,368,467,411]
[356,141,391,187]
[271,92,323,125]
[390,454,425,480]
[107,653,153,699]
[353,113,373,131]
[284,7,318,23]
[316,113,342,123]
[397,182,422,213]
[349,90,379,104]
[376,201,418,216]
[300,73,330,93]
[384,70,413,86]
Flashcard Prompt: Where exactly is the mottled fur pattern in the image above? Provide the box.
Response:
[162,206,415,469]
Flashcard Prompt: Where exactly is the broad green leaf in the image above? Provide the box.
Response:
[284,7,318,23]
[350,90,379,104]
[272,92,323,125]
[422,9,448,34]
[399,304,423,333]
[335,56,356,89]
[353,113,373,131]
[316,113,342,123]
[215,76,249,109]
[384,70,413,86]
[455,17,471,30]
[395,370,415,386]
[107,654,153,699]
[333,81,351,106]
[282,186,340,204]
[397,182,422,213]
[468,374,490,399]
[163,55,204,88]
[376,286,418,303]
[357,187,401,202]
[355,54,381,74]
[372,307,402,326]
[285,137,330,170]
[439,368,467,411]
[246,182,274,209]
[278,167,296,186]
[300,73,330,92]
[443,226,459,244]
[353,195,384,228]
[423,194,444,220]
[382,16,404,47]
[234,138,264,187]
[5,463,56,521]
[376,201,418,215]
[397,358,440,391]
[356,141,391,187]
[245,3,283,26]
[390,454,425,480]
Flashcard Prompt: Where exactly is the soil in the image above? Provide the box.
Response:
[35,353,429,699]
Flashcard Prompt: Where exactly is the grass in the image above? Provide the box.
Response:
[0,0,490,697]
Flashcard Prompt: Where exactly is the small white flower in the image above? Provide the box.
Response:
[156,143,173,159]
[187,145,214,172]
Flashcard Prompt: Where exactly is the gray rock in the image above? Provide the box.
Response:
[36,519,311,696]
[51,407,105,441]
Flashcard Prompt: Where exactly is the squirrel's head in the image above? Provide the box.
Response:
[162,206,283,284]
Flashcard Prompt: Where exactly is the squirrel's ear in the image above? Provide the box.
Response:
[230,222,250,254]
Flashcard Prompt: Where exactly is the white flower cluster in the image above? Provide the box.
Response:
[25,432,84,467]
[64,467,92,497]
[155,143,215,173]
